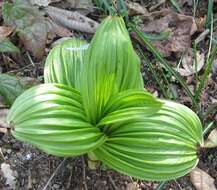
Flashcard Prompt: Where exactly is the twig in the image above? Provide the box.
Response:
[174,180,183,190]
[0,147,5,161]
[149,0,166,11]
[195,29,210,44]
[42,158,67,190]
[82,156,88,190]
[108,174,118,190]
[26,52,35,67]
[6,63,34,73]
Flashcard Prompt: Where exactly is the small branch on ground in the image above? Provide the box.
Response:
[42,158,67,190]
[108,173,118,190]
[0,147,5,161]
[82,156,88,190]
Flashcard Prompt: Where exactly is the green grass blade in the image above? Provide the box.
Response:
[193,0,199,17]
[140,31,170,41]
[203,121,215,136]
[206,0,213,29]
[169,0,182,13]
[156,181,167,190]
[195,45,217,101]
[117,0,129,20]
[131,25,197,107]
[137,46,169,98]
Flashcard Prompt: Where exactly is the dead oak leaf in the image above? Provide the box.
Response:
[18,21,47,59]
[141,9,197,57]
[126,1,150,16]
[190,167,216,190]
[0,108,9,128]
[203,128,217,148]
[29,0,61,7]
[175,49,205,76]
[0,26,14,39]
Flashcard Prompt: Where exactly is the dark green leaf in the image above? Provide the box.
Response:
[0,74,24,106]
[0,39,20,53]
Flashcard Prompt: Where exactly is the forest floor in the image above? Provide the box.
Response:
[0,0,217,190]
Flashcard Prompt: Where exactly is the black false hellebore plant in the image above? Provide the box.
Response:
[7,16,203,181]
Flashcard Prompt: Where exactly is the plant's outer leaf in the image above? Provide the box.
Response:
[80,16,144,124]
[93,100,203,181]
[0,74,24,106]
[0,38,20,53]
[203,129,217,148]
[7,84,106,156]
[44,38,88,89]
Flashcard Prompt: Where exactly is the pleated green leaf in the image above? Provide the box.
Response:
[44,38,88,89]
[93,100,203,181]
[7,83,106,156]
[80,16,144,124]
[7,16,204,181]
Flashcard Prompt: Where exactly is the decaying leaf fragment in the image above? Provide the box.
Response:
[45,6,98,33]
[203,128,217,148]
[0,108,9,128]
[190,167,216,190]
[126,1,150,16]
[29,0,61,6]
[1,163,16,190]
[140,9,197,56]
[175,49,205,76]
[0,26,14,38]
[2,1,47,59]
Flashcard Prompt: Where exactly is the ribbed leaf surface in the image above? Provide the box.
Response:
[7,84,106,156]
[44,38,88,89]
[80,16,144,124]
[93,100,203,181]
[7,16,204,181]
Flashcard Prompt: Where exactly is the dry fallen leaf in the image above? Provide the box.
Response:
[126,1,150,16]
[1,163,16,190]
[141,9,197,57]
[190,167,216,190]
[3,1,48,60]
[0,26,14,39]
[19,21,47,59]
[175,49,205,76]
[126,182,141,190]
[46,6,98,34]
[29,0,61,6]
[66,0,92,9]
[203,128,217,148]
[0,108,9,128]
[47,18,73,37]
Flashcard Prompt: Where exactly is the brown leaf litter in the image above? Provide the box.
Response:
[140,9,197,57]
[190,167,216,190]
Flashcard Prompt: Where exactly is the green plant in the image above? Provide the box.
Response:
[7,16,203,181]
